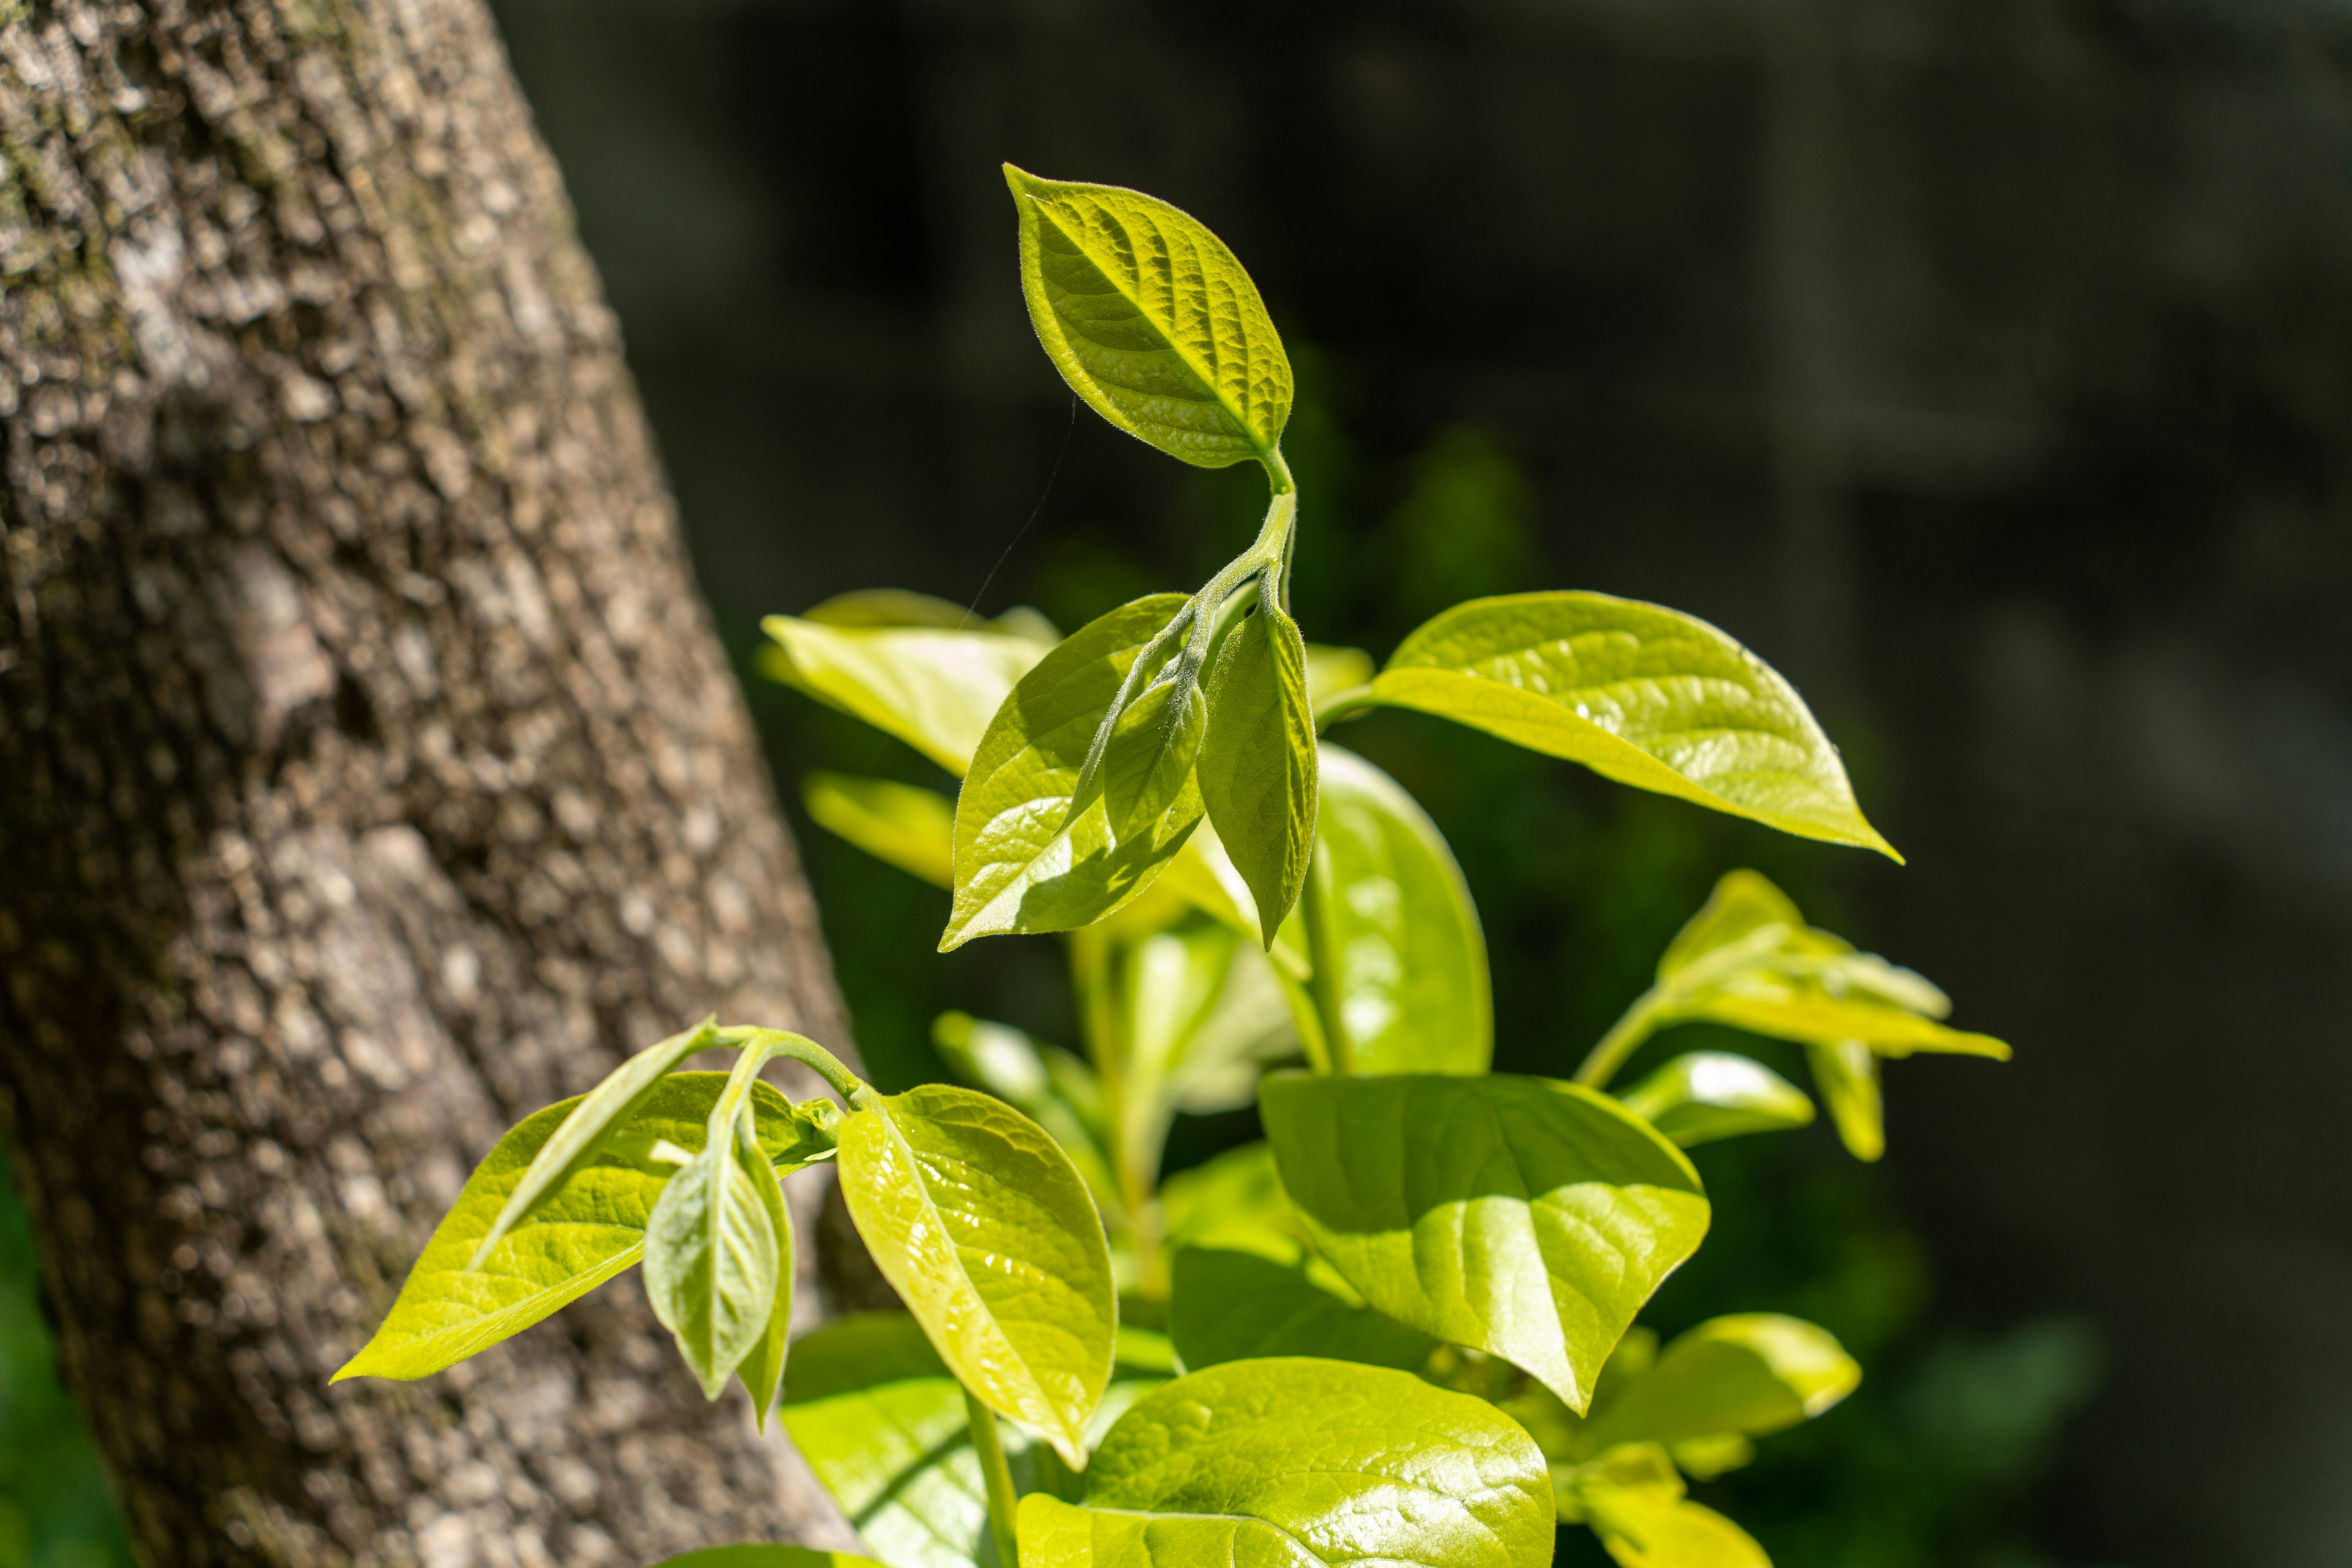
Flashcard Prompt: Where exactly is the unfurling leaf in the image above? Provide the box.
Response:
[1017,1359,1553,1568]
[1578,1314,1860,1453]
[336,1075,822,1382]
[805,773,956,888]
[1168,1247,1434,1373]
[1005,166,1292,470]
[1091,675,1207,840]
[644,1102,788,1400]
[1371,592,1897,858]
[1307,745,1490,1075]
[1260,1072,1709,1412]
[1556,1444,1770,1568]
[1618,1052,1815,1149]
[1199,601,1317,941]
[763,614,1047,776]
[835,1084,1117,1467]
[944,595,1201,948]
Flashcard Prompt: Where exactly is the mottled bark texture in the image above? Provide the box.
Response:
[0,1,865,1564]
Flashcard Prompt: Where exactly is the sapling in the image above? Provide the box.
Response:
[342,168,2008,1568]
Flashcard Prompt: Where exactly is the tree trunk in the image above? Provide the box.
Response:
[0,2,862,1564]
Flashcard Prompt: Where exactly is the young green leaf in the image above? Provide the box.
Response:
[1578,1314,1860,1453]
[1199,600,1317,940]
[802,587,1057,645]
[944,594,1202,949]
[1259,1072,1710,1412]
[1090,674,1207,840]
[647,1548,894,1568]
[644,1102,787,1400]
[1303,642,1374,706]
[1309,745,1491,1074]
[336,1075,821,1382]
[805,772,957,888]
[1371,592,1898,858]
[835,1084,1117,1467]
[1017,1359,1554,1568]
[1556,1444,1768,1568]
[763,614,1048,777]
[1807,1038,1885,1161]
[1005,167,1292,471]
[780,1311,1042,1568]
[1618,1052,1816,1149]
[1167,1247,1436,1373]
[932,1012,1123,1228]
[1156,1140,1309,1265]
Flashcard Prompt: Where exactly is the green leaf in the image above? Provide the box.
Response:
[1371,592,1898,858]
[780,1311,1040,1568]
[1168,1247,1435,1373]
[1558,1444,1769,1568]
[1260,1072,1710,1412]
[1618,1053,1815,1149]
[1310,745,1491,1074]
[1199,600,1317,940]
[836,1084,1118,1466]
[335,1075,821,1382]
[803,587,1058,646]
[805,773,956,888]
[944,595,1202,948]
[1806,1039,1884,1161]
[1156,1141,1308,1265]
[1091,674,1207,841]
[1005,167,1291,471]
[1018,1358,1553,1568]
[647,1549,894,1568]
[1303,643,1374,706]
[1123,914,1297,1126]
[763,614,1047,777]
[1580,1314,1860,1453]
[932,1012,1123,1228]
[644,1102,787,1400]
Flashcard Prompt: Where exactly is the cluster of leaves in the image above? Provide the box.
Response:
[341,170,2010,1568]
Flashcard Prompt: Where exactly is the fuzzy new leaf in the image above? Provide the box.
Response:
[1199,601,1317,940]
[1580,1314,1860,1453]
[1005,167,1291,470]
[1261,1072,1709,1412]
[835,1084,1117,1467]
[1017,1359,1553,1568]
[644,1102,788,1400]
[1373,592,1896,857]
[1618,1052,1815,1149]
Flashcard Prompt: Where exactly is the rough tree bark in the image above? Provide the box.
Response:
[0,1,865,1564]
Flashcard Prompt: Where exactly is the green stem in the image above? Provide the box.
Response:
[1572,990,1662,1090]
[1300,843,1352,1074]
[713,1027,869,1104]
[965,1387,1022,1568]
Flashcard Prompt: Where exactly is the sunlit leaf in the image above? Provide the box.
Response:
[836,1085,1117,1466]
[1618,1052,1815,1149]
[1199,601,1317,939]
[1557,1444,1769,1568]
[1309,745,1491,1075]
[1304,643,1374,706]
[1261,1072,1709,1412]
[1168,1247,1435,1373]
[1579,1314,1859,1453]
[647,1548,894,1568]
[1157,1140,1307,1265]
[932,1012,1121,1226]
[335,1076,823,1382]
[803,587,1057,646]
[944,595,1202,948]
[644,1102,787,1399]
[1807,1039,1884,1161]
[763,614,1047,777]
[1005,167,1291,470]
[1091,675,1207,841]
[805,773,956,888]
[1017,1359,1553,1568]
[1372,592,1897,858]
[1123,915,1297,1133]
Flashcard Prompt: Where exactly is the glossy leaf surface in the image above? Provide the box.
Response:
[1559,1446,1768,1568]
[945,595,1201,948]
[1618,1052,1815,1149]
[933,1012,1120,1225]
[764,614,1046,776]
[1310,745,1491,1074]
[1373,592,1896,857]
[336,1076,818,1382]
[1006,167,1291,469]
[837,1084,1117,1466]
[1261,1072,1709,1411]
[644,1104,786,1399]
[1168,1247,1435,1373]
[1199,603,1317,940]
[805,773,956,889]
[1580,1314,1860,1452]
[1018,1359,1553,1568]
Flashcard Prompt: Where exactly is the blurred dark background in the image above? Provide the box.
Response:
[10,1,2352,1565]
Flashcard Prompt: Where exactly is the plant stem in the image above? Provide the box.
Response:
[1300,843,1352,1074]
[1571,991,1661,1089]
[965,1387,1022,1568]
[713,1027,869,1104]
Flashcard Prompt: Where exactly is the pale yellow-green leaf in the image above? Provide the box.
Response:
[1579,1314,1860,1453]
[1373,592,1896,858]
[835,1084,1117,1467]
[642,1103,787,1400]
[1556,1443,1771,1568]
[1807,1039,1885,1161]
[763,614,1046,776]
[648,1548,895,1568]
[803,587,1058,646]
[1304,642,1374,706]
[1005,166,1291,470]
[1199,602,1317,939]
[1618,1052,1815,1149]
[805,772,956,888]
